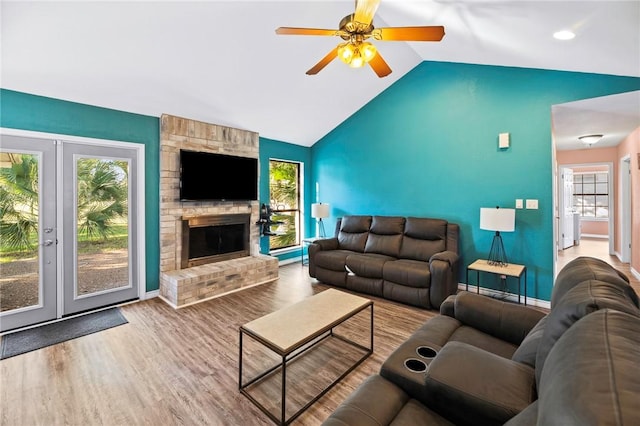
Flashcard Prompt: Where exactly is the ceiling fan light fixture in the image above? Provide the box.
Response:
[348,50,365,68]
[361,42,377,62]
[578,134,603,145]
[338,42,355,63]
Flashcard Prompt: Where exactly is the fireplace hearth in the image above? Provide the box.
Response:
[181,214,250,268]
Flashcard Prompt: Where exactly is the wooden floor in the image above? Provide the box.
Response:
[0,264,436,426]
[557,237,640,295]
[2,246,637,426]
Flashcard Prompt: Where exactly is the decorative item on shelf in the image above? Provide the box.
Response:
[256,203,283,237]
[311,203,330,238]
[480,206,515,267]
[578,134,603,147]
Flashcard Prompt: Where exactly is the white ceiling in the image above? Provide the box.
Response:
[553,91,640,151]
[2,1,639,147]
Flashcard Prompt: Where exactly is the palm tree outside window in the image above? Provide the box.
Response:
[268,160,301,250]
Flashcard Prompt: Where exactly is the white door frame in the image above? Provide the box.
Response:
[619,155,632,263]
[1,128,147,316]
[555,162,615,255]
[558,167,575,250]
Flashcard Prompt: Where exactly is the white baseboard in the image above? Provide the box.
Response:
[143,290,159,300]
[580,233,608,239]
[279,256,302,266]
[457,283,550,309]
[632,267,640,281]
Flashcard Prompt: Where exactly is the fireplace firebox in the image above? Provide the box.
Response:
[181,214,250,268]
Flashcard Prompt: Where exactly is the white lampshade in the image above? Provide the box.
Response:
[311,203,330,219]
[480,207,515,232]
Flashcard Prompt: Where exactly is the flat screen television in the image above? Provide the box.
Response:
[179,150,258,201]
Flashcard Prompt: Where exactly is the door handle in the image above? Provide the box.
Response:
[43,240,54,246]
[44,227,54,233]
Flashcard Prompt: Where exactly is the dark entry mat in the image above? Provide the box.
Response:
[1,307,128,360]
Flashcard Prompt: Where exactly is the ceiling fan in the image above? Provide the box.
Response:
[275,0,445,78]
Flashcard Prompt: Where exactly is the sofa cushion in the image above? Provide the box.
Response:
[424,341,536,426]
[314,250,356,271]
[363,216,404,257]
[338,215,372,252]
[453,291,546,346]
[537,309,640,426]
[346,253,395,278]
[383,259,431,288]
[370,215,406,235]
[535,278,640,387]
[321,374,453,426]
[511,315,547,367]
[551,256,632,308]
[449,326,519,359]
[399,218,447,261]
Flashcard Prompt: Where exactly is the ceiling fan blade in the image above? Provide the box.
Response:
[369,52,392,78]
[306,47,339,75]
[354,0,381,26]
[276,27,338,36]
[375,26,445,41]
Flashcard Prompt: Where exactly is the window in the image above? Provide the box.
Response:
[269,160,301,250]
[573,172,609,219]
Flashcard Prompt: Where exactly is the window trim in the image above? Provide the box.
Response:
[573,171,609,219]
[268,158,303,251]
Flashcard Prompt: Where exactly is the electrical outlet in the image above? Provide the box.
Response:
[526,199,539,209]
[515,199,524,209]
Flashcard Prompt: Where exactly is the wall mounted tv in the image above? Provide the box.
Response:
[179,150,258,201]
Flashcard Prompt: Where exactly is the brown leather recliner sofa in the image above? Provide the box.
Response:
[323,256,640,425]
[308,215,460,309]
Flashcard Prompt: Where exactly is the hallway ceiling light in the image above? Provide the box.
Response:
[553,30,576,40]
[578,134,603,145]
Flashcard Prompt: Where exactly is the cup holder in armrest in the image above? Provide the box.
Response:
[404,358,428,373]
[416,346,438,359]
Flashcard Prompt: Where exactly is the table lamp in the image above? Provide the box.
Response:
[480,206,515,267]
[311,203,330,238]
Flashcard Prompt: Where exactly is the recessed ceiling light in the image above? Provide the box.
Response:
[554,30,575,40]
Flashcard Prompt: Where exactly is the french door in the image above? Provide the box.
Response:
[1,134,140,332]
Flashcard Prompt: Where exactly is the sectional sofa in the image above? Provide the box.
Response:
[308,215,460,309]
[323,256,640,425]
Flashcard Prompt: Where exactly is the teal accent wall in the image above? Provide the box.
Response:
[1,89,161,292]
[311,62,640,301]
[259,137,312,260]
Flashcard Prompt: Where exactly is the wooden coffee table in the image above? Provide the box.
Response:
[239,289,373,425]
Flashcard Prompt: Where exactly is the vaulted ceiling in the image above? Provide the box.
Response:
[2,1,639,147]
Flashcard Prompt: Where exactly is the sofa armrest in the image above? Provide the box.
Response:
[423,341,536,426]
[322,374,409,426]
[313,237,339,250]
[430,250,459,267]
[439,295,457,317]
[308,238,339,277]
[453,292,546,345]
[429,251,460,308]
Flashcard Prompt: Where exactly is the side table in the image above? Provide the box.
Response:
[301,237,320,265]
[466,259,527,305]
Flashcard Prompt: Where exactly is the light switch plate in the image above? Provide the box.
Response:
[526,199,539,209]
[499,133,510,149]
[515,199,524,209]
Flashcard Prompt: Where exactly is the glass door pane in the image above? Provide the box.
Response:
[75,157,130,297]
[62,143,138,315]
[0,135,57,332]
[1,152,41,311]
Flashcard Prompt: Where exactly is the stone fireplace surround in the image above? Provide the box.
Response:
[159,114,278,308]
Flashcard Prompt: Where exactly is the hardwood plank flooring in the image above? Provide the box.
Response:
[0,264,435,426]
[3,246,635,426]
